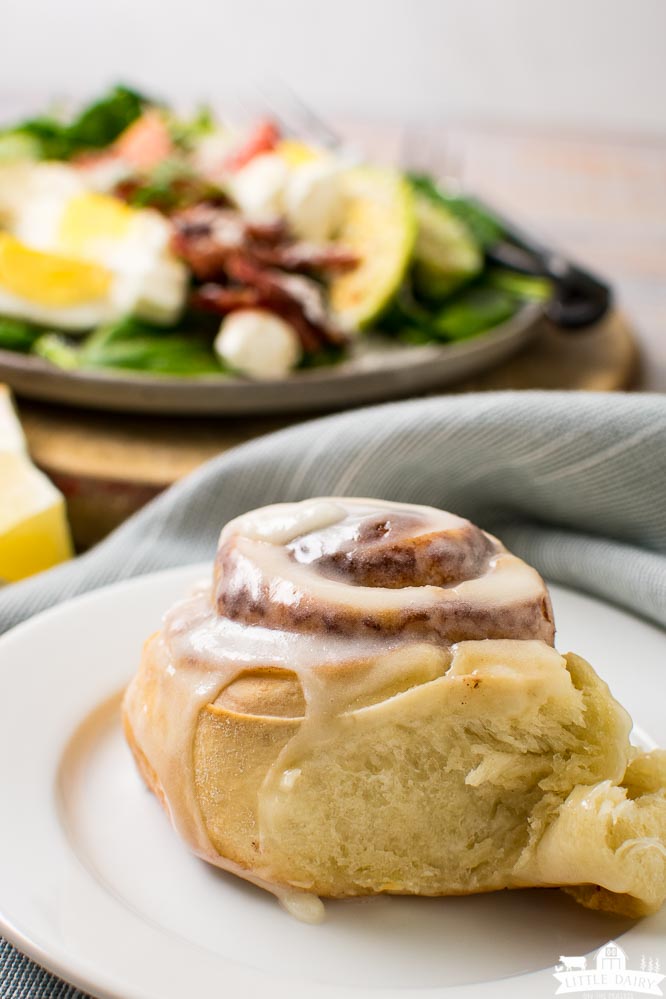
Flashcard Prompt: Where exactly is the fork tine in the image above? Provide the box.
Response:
[401,124,464,192]
[252,80,299,135]
[256,79,343,151]
[279,85,343,150]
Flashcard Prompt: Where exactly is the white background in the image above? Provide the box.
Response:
[3,0,666,133]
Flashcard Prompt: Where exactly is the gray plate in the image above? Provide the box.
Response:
[0,303,542,415]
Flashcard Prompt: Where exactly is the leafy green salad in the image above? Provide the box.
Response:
[0,86,550,380]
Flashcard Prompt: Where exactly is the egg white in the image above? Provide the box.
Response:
[0,163,187,330]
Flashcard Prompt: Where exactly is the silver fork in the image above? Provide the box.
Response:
[260,86,462,187]
[255,81,345,152]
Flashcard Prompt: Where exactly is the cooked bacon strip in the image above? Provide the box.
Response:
[192,284,262,314]
[231,257,347,348]
[245,218,289,244]
[194,279,324,353]
[225,256,328,326]
[171,206,247,279]
[173,205,356,274]
[194,255,345,351]
[174,205,246,245]
[170,231,229,281]
[251,241,358,273]
[171,204,352,352]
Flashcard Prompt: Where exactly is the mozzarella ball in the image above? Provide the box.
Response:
[214,309,302,379]
[284,161,345,241]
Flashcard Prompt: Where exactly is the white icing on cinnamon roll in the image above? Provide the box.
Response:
[123,498,554,916]
[215,499,554,643]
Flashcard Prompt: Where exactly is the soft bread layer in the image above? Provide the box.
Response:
[125,638,666,915]
[122,500,665,917]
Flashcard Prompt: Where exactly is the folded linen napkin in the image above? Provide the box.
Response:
[1,389,665,997]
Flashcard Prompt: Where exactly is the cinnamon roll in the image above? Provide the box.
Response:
[123,498,666,921]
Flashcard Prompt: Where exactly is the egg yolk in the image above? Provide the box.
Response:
[58,192,133,256]
[0,233,112,306]
[276,140,321,167]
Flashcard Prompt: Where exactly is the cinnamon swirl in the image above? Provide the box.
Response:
[123,498,666,920]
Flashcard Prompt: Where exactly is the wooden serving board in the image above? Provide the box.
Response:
[17,310,638,549]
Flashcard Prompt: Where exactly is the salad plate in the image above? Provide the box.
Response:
[0,304,541,414]
[0,564,664,999]
[0,87,549,414]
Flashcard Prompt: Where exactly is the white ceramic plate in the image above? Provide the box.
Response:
[0,565,664,999]
[0,304,541,415]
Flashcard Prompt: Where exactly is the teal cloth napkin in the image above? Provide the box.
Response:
[1,389,665,996]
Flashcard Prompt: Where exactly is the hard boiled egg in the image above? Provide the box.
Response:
[0,162,83,229]
[0,163,187,329]
[0,233,117,329]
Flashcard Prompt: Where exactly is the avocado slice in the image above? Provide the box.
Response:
[329,167,416,332]
[412,191,483,301]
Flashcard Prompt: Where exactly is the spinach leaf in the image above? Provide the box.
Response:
[380,284,435,335]
[1,85,148,160]
[297,343,346,369]
[5,115,73,160]
[80,317,223,376]
[0,317,44,352]
[167,104,216,151]
[390,284,519,345]
[429,287,518,341]
[124,159,223,212]
[66,85,147,151]
[394,325,435,346]
[486,267,552,301]
[32,333,80,369]
[0,131,41,162]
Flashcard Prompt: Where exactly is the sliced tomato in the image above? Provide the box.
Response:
[222,119,280,173]
[114,110,173,170]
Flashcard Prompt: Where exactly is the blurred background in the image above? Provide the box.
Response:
[4,0,665,389]
[4,0,666,132]
[2,0,665,561]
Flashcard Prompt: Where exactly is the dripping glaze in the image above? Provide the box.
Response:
[123,497,555,921]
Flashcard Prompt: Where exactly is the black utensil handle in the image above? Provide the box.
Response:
[475,194,613,330]
[545,264,613,329]
[487,243,613,330]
